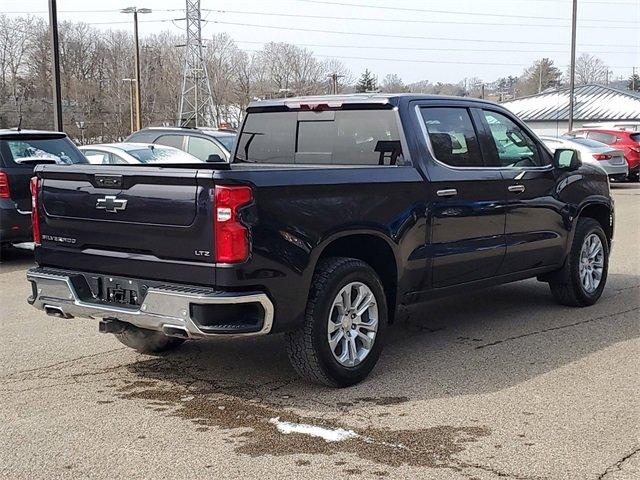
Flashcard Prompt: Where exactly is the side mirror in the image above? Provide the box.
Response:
[207,154,224,163]
[553,149,581,171]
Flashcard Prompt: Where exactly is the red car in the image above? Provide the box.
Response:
[568,129,640,182]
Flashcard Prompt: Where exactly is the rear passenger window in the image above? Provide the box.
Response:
[420,107,483,167]
[235,110,404,166]
[587,132,617,145]
[187,136,226,161]
[155,135,184,149]
[82,150,109,164]
[482,111,546,168]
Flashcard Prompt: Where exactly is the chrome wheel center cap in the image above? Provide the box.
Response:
[342,316,353,331]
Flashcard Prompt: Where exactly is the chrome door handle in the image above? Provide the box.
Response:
[436,188,458,197]
[508,184,525,193]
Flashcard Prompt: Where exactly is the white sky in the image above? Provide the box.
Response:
[2,0,639,84]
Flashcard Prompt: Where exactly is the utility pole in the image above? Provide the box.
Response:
[121,6,151,131]
[538,62,543,94]
[122,78,136,134]
[328,73,344,94]
[568,0,578,132]
[178,0,215,127]
[48,0,63,131]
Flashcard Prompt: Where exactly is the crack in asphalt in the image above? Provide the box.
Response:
[0,346,128,380]
[475,307,639,350]
[597,447,640,479]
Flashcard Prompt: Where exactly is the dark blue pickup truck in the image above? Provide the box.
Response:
[26,94,614,387]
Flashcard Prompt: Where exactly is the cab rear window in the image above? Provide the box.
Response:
[235,109,405,166]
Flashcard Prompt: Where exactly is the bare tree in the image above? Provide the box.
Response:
[572,53,608,85]
[380,73,408,93]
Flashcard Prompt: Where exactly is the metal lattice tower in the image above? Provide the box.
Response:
[178,0,214,127]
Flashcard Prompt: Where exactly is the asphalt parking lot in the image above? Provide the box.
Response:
[1,184,638,480]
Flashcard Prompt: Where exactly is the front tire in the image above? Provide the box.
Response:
[548,218,609,307]
[285,257,388,387]
[114,325,186,354]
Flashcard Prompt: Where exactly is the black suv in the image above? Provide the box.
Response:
[0,130,86,246]
[126,126,236,163]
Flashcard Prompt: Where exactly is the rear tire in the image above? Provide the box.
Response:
[285,257,387,388]
[114,325,185,354]
[548,218,609,307]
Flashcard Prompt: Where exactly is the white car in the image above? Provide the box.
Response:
[79,143,203,165]
[540,135,628,181]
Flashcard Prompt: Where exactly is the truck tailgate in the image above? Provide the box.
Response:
[35,165,216,286]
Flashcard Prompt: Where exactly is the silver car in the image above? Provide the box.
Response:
[79,143,202,165]
[540,135,628,181]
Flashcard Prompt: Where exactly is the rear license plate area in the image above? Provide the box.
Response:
[100,276,142,306]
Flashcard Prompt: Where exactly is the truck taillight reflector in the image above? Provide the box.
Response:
[30,176,41,245]
[0,172,9,198]
[214,185,253,263]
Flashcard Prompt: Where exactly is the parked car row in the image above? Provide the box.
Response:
[567,128,640,182]
[1,126,237,248]
[540,135,628,182]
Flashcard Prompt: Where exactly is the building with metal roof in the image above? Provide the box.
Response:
[501,84,640,136]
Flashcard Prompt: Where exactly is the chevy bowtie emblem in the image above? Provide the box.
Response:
[96,195,128,213]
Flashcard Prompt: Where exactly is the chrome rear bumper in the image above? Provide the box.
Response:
[26,267,274,338]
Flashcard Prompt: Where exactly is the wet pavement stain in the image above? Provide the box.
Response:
[115,381,490,471]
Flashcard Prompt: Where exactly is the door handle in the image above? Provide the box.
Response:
[436,188,458,197]
[508,184,526,193]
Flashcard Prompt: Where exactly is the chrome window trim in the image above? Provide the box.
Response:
[414,104,554,173]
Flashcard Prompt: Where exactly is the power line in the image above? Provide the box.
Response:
[209,20,639,49]
[202,8,639,29]
[290,0,640,24]
[241,48,637,70]
[231,39,638,56]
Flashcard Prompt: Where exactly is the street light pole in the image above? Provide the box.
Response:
[568,0,578,132]
[121,6,151,131]
[48,0,63,131]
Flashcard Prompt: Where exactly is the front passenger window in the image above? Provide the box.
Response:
[483,111,546,168]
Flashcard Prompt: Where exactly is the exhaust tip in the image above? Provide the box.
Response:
[162,326,190,339]
[44,305,73,319]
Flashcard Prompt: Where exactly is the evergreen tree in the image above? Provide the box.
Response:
[355,69,377,93]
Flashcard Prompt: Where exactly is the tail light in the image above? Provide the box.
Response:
[30,176,41,245]
[0,172,9,198]
[592,154,612,161]
[214,185,253,263]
